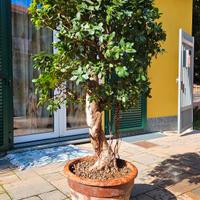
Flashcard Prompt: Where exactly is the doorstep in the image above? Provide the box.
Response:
[11,131,165,154]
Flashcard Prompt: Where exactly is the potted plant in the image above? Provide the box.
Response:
[29,0,166,199]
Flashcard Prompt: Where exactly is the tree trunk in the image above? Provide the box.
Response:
[86,93,116,171]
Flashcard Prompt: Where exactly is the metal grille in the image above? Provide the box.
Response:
[111,99,143,132]
[105,97,146,134]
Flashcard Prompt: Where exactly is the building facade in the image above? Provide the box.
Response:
[0,0,193,152]
[147,0,193,131]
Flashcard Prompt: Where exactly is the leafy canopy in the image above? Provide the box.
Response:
[29,0,166,111]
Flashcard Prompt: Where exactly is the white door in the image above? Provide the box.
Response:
[178,29,194,133]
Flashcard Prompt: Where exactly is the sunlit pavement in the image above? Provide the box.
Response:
[0,131,200,200]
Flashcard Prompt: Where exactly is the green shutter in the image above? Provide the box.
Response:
[105,96,147,134]
[0,0,13,152]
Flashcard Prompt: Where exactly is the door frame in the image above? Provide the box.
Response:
[0,0,13,151]
[177,29,194,133]
[58,104,89,138]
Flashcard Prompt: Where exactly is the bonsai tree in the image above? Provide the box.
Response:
[29,0,166,171]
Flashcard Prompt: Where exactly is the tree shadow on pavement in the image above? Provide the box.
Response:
[131,183,177,200]
[130,153,200,199]
[148,153,200,188]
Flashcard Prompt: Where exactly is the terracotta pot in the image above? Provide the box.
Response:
[64,156,138,200]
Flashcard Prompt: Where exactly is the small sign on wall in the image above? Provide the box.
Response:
[183,47,191,68]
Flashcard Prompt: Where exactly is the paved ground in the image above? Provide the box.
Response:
[0,131,200,200]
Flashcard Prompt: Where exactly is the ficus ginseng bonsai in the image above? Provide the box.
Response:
[29,0,166,171]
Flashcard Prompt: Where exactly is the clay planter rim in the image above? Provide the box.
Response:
[64,156,138,187]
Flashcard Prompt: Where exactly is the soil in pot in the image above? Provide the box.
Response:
[70,158,131,180]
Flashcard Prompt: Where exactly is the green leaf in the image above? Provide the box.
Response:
[99,35,104,43]
[82,74,89,80]
[70,76,78,81]
[32,79,37,83]
[141,75,146,81]
[115,66,129,78]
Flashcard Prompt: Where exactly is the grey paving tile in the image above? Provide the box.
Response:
[50,178,70,195]
[177,192,200,200]
[146,188,176,200]
[135,194,153,200]
[42,172,65,183]
[14,169,40,180]
[3,177,55,200]
[131,152,164,166]
[33,163,65,175]
[131,184,158,197]
[167,178,200,196]
[23,197,41,200]
[39,190,66,200]
[0,174,20,185]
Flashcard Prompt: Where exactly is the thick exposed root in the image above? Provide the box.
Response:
[89,148,117,171]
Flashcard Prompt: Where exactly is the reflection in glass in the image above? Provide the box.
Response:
[12,0,54,136]
[66,83,87,129]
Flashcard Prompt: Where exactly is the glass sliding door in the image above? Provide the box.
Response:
[58,82,88,137]
[12,0,58,143]
[11,0,88,143]
[66,104,87,130]
[66,83,87,130]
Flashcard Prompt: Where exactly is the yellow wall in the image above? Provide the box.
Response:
[147,0,193,118]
